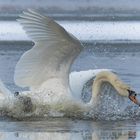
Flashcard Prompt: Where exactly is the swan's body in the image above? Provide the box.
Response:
[0,10,138,119]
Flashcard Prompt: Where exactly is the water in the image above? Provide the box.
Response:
[0,19,140,139]
[1,21,140,41]
[0,42,140,139]
[0,118,139,140]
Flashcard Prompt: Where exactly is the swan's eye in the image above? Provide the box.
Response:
[128,89,140,106]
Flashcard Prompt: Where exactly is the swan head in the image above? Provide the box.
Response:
[128,89,140,106]
[113,79,140,106]
[92,71,140,106]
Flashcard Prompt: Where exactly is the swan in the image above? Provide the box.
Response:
[0,9,139,118]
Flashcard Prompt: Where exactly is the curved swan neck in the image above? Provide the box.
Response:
[92,71,115,98]
[89,71,130,104]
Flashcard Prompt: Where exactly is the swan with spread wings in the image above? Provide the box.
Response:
[0,10,139,118]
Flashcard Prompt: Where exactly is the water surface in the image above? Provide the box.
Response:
[1,21,140,42]
[0,118,139,140]
[0,20,140,139]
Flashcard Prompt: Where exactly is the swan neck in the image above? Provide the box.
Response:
[89,71,125,105]
[89,71,130,105]
[92,76,110,98]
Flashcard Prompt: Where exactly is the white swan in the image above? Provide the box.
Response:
[0,9,139,118]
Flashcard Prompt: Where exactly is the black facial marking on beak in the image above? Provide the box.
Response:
[128,89,136,96]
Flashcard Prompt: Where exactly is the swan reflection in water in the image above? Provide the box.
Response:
[0,119,137,140]
[11,131,137,140]
[0,126,137,140]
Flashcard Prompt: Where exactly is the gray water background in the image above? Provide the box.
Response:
[0,41,140,139]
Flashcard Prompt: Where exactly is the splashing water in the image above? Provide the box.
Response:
[1,79,139,121]
[81,80,140,121]
[0,43,140,120]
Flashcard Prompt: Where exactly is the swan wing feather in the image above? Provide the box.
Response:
[14,9,82,89]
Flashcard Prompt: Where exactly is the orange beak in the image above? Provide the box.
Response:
[128,90,140,106]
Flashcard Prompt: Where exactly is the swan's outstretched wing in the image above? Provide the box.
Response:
[15,9,83,89]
